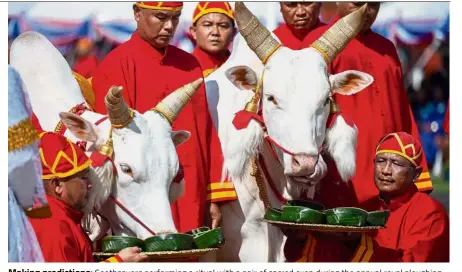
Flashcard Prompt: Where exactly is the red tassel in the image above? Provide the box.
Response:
[327,112,355,128]
[232,110,264,130]
[90,152,117,174]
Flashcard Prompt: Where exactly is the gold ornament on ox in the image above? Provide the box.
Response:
[73,72,96,111]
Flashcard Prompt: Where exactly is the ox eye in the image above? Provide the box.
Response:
[267,95,278,105]
[120,164,133,176]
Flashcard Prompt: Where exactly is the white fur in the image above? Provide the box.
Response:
[205,29,373,261]
[10,31,188,240]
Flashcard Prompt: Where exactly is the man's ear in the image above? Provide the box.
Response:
[172,130,191,147]
[225,65,259,91]
[329,70,374,96]
[189,25,197,42]
[50,178,63,195]
[413,166,423,182]
[59,112,99,143]
[133,4,141,22]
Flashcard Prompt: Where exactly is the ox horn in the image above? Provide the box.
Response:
[105,86,134,128]
[235,2,281,64]
[153,78,203,125]
[310,4,368,63]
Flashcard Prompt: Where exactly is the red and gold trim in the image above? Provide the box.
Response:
[102,254,123,263]
[192,2,234,24]
[39,132,91,179]
[136,2,183,11]
[296,235,317,262]
[350,234,374,262]
[207,182,237,202]
[375,132,423,167]
[415,171,433,192]
[203,68,217,78]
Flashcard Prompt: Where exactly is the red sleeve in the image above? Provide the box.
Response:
[207,117,237,203]
[92,53,136,114]
[37,221,82,262]
[400,208,449,262]
[349,234,401,262]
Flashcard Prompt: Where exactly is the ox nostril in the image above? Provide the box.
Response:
[291,153,319,173]
[292,157,301,168]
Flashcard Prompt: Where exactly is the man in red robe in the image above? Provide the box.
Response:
[91,2,236,232]
[29,132,148,262]
[190,2,235,78]
[292,132,449,262]
[273,2,323,50]
[72,38,99,79]
[303,2,433,210]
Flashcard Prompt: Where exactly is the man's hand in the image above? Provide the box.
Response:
[117,247,149,262]
[209,202,222,229]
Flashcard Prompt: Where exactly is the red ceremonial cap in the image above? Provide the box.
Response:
[375,132,423,167]
[192,2,234,24]
[136,2,183,11]
[39,132,91,179]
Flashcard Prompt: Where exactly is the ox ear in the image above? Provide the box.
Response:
[59,112,99,143]
[225,65,259,90]
[329,70,374,96]
[172,130,190,147]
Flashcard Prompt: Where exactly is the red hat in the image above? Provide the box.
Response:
[39,132,91,179]
[136,2,183,11]
[375,132,423,167]
[192,2,234,24]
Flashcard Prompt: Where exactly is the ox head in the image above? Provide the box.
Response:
[9,31,201,238]
[226,3,373,184]
[60,81,201,238]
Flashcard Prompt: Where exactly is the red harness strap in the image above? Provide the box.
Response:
[109,195,156,236]
[258,154,287,205]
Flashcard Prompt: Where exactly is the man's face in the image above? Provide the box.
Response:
[337,2,381,33]
[134,5,181,49]
[190,13,235,55]
[280,2,322,31]
[374,153,421,198]
[54,169,92,211]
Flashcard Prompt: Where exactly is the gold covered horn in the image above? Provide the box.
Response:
[310,4,368,63]
[235,2,281,64]
[152,78,203,125]
[105,86,134,128]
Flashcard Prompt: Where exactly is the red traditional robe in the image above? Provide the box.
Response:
[92,31,234,232]
[303,23,433,209]
[273,21,324,50]
[293,185,449,262]
[192,47,237,202]
[28,196,94,262]
[73,54,99,79]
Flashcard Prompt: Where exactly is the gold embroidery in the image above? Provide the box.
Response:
[8,118,39,152]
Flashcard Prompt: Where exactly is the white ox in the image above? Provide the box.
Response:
[205,3,374,262]
[10,31,202,240]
